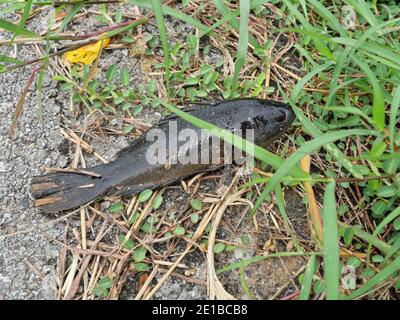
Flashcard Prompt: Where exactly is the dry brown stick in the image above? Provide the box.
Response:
[64,218,112,299]
[51,0,124,6]
[6,17,147,72]
[45,167,101,178]
[335,174,396,183]
[158,268,207,286]
[24,258,46,279]
[6,39,98,72]
[7,65,41,139]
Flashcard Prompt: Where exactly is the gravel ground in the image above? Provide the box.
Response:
[0,61,66,299]
[0,7,62,300]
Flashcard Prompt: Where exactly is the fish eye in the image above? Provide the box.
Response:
[276,110,287,123]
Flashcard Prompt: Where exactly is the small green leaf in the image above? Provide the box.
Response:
[128,212,140,225]
[343,228,354,245]
[139,189,153,202]
[152,195,163,209]
[213,243,226,254]
[97,276,113,289]
[140,222,153,233]
[225,245,238,251]
[118,234,135,250]
[241,234,250,245]
[92,276,112,298]
[395,277,400,290]
[106,64,117,81]
[173,226,185,236]
[190,199,203,211]
[60,82,74,90]
[134,262,150,272]
[371,201,387,218]
[115,8,123,23]
[184,77,198,86]
[120,68,130,87]
[347,257,362,268]
[123,125,134,134]
[146,215,159,225]
[370,142,387,158]
[92,286,108,298]
[109,202,124,213]
[372,255,384,263]
[376,186,396,198]
[133,246,147,262]
[190,213,199,223]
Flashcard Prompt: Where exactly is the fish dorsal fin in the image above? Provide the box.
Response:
[156,104,205,126]
[115,104,207,159]
[115,135,146,159]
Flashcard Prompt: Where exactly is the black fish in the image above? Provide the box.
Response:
[31,99,295,213]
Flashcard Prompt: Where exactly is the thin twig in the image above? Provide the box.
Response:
[45,167,101,178]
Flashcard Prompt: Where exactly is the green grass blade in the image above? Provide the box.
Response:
[200,0,279,38]
[382,237,400,265]
[199,7,240,38]
[299,254,316,300]
[37,10,54,113]
[338,222,392,255]
[57,3,83,32]
[239,267,254,299]
[345,255,400,300]
[281,83,365,178]
[320,106,375,126]
[0,17,37,37]
[250,129,378,216]
[98,17,147,40]
[283,0,336,61]
[274,184,303,253]
[12,0,33,41]
[129,0,210,33]
[218,252,318,274]
[292,106,365,179]
[331,38,400,70]
[151,0,170,97]
[213,0,258,48]
[389,85,400,151]
[230,0,250,95]
[0,54,24,65]
[326,18,400,105]
[345,0,378,27]
[290,62,334,104]
[305,0,347,36]
[322,181,340,300]
[0,2,25,15]
[352,55,385,130]
[367,206,400,260]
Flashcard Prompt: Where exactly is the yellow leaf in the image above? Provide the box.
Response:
[62,38,110,66]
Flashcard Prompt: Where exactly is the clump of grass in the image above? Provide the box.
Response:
[2,0,400,300]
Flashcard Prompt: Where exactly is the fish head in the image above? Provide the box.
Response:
[234,99,295,147]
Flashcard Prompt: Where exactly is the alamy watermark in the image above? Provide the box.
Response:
[145,121,255,169]
[342,5,357,30]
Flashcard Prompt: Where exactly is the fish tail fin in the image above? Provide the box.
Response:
[31,170,106,213]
